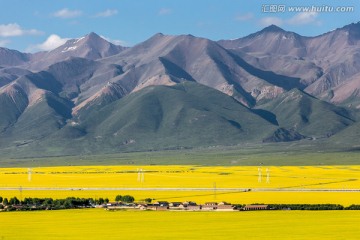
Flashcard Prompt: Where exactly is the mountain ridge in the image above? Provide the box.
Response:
[1,23,360,156]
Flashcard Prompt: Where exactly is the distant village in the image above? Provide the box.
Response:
[0,195,272,212]
[0,195,267,212]
[102,201,268,211]
[1,195,359,212]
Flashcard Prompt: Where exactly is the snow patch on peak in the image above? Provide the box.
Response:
[282,35,295,40]
[75,37,85,44]
[62,46,78,53]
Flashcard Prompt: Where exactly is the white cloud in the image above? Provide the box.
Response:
[95,9,118,18]
[259,17,284,27]
[235,13,254,21]
[0,24,22,37]
[27,34,70,52]
[0,23,43,37]
[158,8,172,15]
[53,8,82,19]
[100,35,127,46]
[288,12,321,25]
[0,39,10,47]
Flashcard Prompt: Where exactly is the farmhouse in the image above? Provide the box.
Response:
[243,205,270,211]
[186,205,201,211]
[145,204,158,211]
[169,202,186,210]
[217,204,236,211]
[106,202,119,207]
[137,204,147,210]
[202,202,218,210]
[145,204,169,211]
[183,201,197,206]
[169,202,183,207]
[156,206,169,211]
[154,201,169,207]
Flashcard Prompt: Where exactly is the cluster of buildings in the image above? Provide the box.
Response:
[0,199,271,212]
[103,201,270,211]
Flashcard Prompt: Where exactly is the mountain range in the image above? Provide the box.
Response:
[1,23,360,157]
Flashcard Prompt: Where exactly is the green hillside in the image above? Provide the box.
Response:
[329,121,360,149]
[7,82,277,156]
[0,85,28,133]
[75,82,278,152]
[0,92,72,149]
[257,89,356,138]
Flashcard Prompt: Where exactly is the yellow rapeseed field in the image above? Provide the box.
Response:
[0,209,360,240]
[1,165,360,205]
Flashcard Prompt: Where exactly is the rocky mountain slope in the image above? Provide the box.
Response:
[1,23,360,156]
[219,22,360,108]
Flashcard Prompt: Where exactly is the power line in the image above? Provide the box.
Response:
[266,168,270,184]
[258,167,262,183]
[28,168,32,182]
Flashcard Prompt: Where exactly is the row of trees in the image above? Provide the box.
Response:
[0,196,122,211]
[268,204,360,210]
[0,196,21,206]
[0,195,139,207]
[345,204,360,210]
[268,204,345,210]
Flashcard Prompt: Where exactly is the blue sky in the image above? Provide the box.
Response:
[0,0,359,52]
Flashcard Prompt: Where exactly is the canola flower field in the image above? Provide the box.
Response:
[1,165,360,205]
[0,209,360,240]
[1,165,360,239]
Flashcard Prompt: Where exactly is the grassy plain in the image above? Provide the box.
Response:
[0,209,360,240]
[1,145,359,167]
[1,165,360,205]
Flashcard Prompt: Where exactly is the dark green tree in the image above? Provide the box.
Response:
[144,198,152,203]
[43,198,53,206]
[97,198,105,204]
[3,198,8,205]
[23,197,33,205]
[64,201,72,209]
[115,195,122,202]
[121,195,135,203]
[9,197,20,205]
[0,196,3,203]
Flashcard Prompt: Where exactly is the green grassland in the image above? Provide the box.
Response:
[0,142,359,168]
[0,209,359,240]
[257,88,356,138]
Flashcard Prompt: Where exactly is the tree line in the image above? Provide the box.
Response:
[268,204,360,210]
[0,196,114,211]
